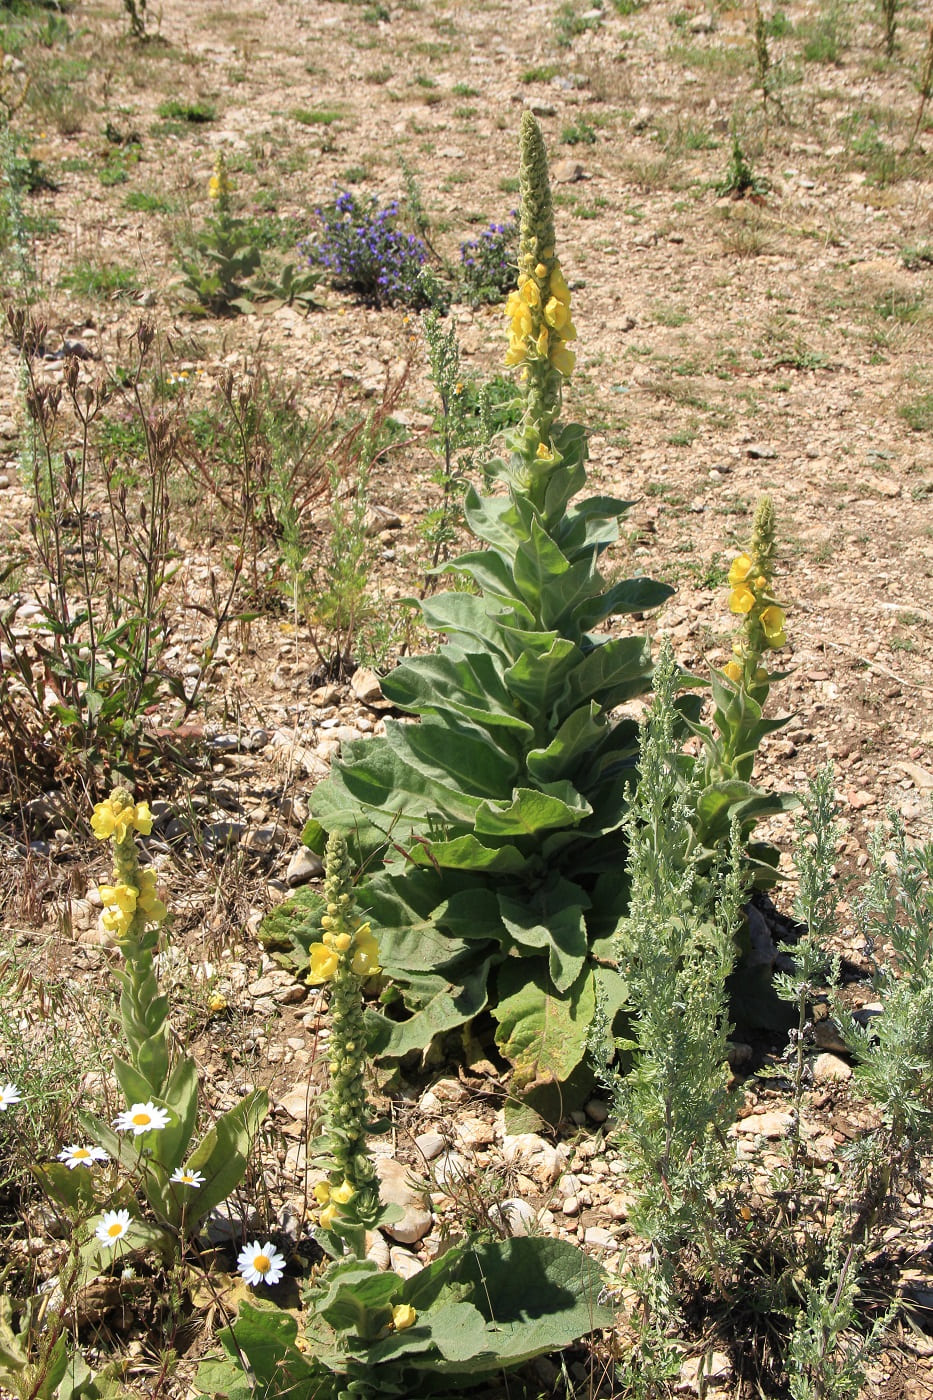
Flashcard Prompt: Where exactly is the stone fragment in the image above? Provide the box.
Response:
[377,1158,433,1245]
[732,1110,794,1139]
[286,848,324,887]
[487,1198,537,1237]
[812,1052,852,1084]
[414,1131,447,1162]
[350,667,385,705]
[389,1246,424,1280]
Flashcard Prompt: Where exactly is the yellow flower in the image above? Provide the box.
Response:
[392,1304,417,1331]
[331,1180,355,1205]
[549,264,571,304]
[723,660,743,684]
[728,553,753,588]
[536,327,549,356]
[91,795,152,843]
[307,944,340,985]
[209,992,228,1013]
[543,296,570,331]
[137,869,166,923]
[100,882,138,915]
[313,1181,331,1205]
[318,1203,338,1230]
[351,931,381,979]
[729,584,755,615]
[520,278,540,308]
[101,907,133,938]
[505,337,527,367]
[760,605,786,648]
[550,343,576,377]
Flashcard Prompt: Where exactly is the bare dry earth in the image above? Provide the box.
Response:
[1,0,933,1394]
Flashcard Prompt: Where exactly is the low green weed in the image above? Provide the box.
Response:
[156,98,216,123]
[716,132,770,197]
[59,259,141,298]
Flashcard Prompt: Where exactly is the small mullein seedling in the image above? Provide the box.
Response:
[716,132,770,198]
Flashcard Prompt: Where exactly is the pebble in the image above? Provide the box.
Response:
[679,1351,733,1393]
[377,1158,433,1245]
[414,1131,447,1162]
[487,1197,537,1237]
[732,1110,794,1140]
[812,1052,852,1084]
[584,1098,609,1123]
[286,848,324,887]
[432,1150,472,1190]
[582,1226,616,1250]
[389,1246,423,1280]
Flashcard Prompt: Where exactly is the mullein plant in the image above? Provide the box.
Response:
[274,113,672,1115]
[35,789,267,1274]
[307,832,385,1259]
[679,495,796,890]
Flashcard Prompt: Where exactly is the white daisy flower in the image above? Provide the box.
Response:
[95,1209,132,1247]
[114,1101,171,1135]
[0,1084,22,1111]
[57,1144,109,1170]
[170,1167,205,1188]
[237,1240,286,1287]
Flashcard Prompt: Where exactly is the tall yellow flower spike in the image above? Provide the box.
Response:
[723,496,787,690]
[504,113,578,460]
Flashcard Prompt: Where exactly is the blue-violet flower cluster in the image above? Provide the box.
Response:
[306,189,430,309]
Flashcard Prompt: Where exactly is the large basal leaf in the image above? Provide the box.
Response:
[405,834,527,873]
[386,717,519,798]
[526,701,606,784]
[498,878,590,992]
[419,591,513,658]
[311,735,481,844]
[370,956,494,1058]
[473,783,591,837]
[214,1301,314,1392]
[406,1236,613,1377]
[493,960,596,1088]
[380,652,534,739]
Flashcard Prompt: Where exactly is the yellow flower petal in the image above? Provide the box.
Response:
[392,1304,417,1331]
[307,945,340,985]
[331,1181,354,1205]
[728,553,753,588]
[550,343,575,377]
[729,584,755,615]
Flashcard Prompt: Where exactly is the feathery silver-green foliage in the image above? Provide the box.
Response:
[594,641,743,1270]
[836,809,933,1151]
[785,1223,894,1400]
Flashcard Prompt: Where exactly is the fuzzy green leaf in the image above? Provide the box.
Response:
[493,961,596,1086]
[474,783,591,837]
[183,1088,268,1218]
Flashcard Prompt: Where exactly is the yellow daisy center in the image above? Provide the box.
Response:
[131,1112,151,1127]
[254,1254,271,1273]
[73,1149,90,1160]
[107,1222,123,1238]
